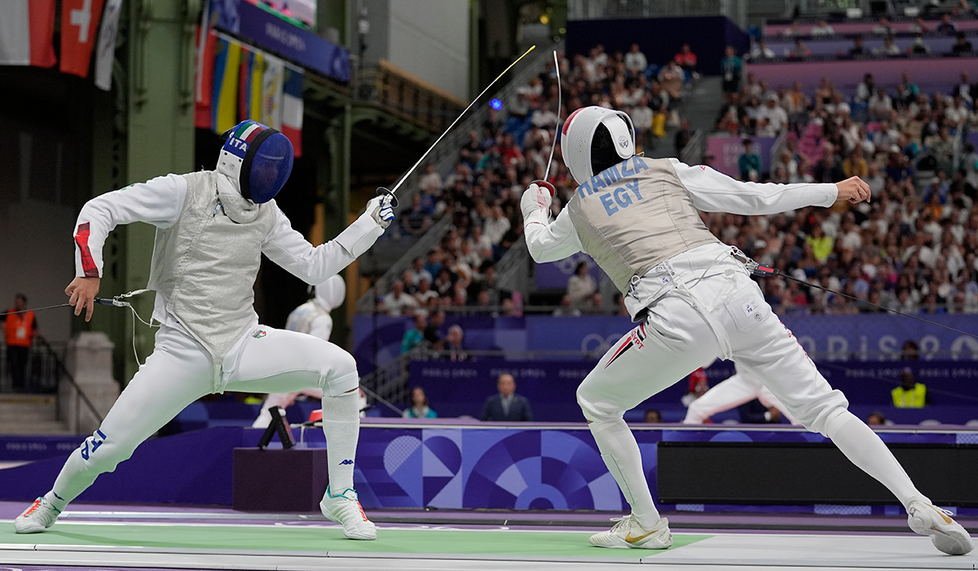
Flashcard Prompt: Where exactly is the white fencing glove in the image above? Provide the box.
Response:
[367,195,395,229]
[520,182,554,226]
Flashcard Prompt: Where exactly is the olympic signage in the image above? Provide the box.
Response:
[209,0,351,82]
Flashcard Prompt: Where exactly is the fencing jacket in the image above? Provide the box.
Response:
[73,171,383,389]
[524,157,839,321]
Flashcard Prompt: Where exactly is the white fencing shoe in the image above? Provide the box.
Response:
[907,500,974,555]
[589,515,672,549]
[320,486,377,540]
[14,496,61,534]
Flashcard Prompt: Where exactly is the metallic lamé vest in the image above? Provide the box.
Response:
[566,157,719,293]
[147,171,275,364]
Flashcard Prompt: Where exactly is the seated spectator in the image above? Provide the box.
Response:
[402,194,434,237]
[552,294,582,317]
[418,163,442,195]
[937,13,958,35]
[469,225,493,260]
[789,38,810,58]
[892,368,928,407]
[756,95,788,136]
[873,36,900,57]
[675,43,697,76]
[403,387,437,419]
[868,87,893,121]
[624,43,647,73]
[908,35,931,55]
[657,58,685,103]
[812,144,844,183]
[443,324,468,361]
[408,256,432,287]
[532,102,559,130]
[810,19,835,36]
[849,36,867,57]
[384,280,420,316]
[567,260,597,307]
[433,268,455,298]
[459,131,482,167]
[843,148,869,179]
[644,409,663,423]
[483,204,511,247]
[856,73,875,103]
[951,32,974,55]
[867,411,887,426]
[872,17,893,36]
[908,16,929,34]
[401,314,427,354]
[780,20,802,36]
[749,39,776,60]
[480,373,532,422]
[414,278,439,307]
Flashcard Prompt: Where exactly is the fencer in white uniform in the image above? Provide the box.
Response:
[14,120,392,541]
[251,275,358,428]
[520,106,972,555]
[683,363,801,425]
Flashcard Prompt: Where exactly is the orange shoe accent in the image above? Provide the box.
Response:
[625,530,654,544]
[20,499,42,517]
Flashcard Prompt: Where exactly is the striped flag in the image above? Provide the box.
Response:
[248,52,265,124]
[0,0,57,67]
[260,54,284,129]
[281,66,304,157]
[194,29,218,129]
[212,37,242,133]
[237,47,253,123]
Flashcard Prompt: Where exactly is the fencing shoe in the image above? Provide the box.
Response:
[589,515,672,549]
[14,496,61,534]
[907,500,973,555]
[321,486,377,540]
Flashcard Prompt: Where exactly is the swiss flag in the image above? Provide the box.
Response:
[61,0,106,78]
[0,0,57,67]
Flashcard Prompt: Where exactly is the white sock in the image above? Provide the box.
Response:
[589,418,661,528]
[321,390,360,495]
[826,410,929,508]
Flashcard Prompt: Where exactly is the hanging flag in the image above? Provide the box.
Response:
[194,29,218,129]
[61,0,106,77]
[260,54,284,130]
[212,37,242,133]
[237,47,253,123]
[93,0,123,90]
[249,52,265,124]
[281,66,304,157]
[0,0,57,67]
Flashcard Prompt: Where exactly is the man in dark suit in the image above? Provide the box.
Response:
[480,373,533,421]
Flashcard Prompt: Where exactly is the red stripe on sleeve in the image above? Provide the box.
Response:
[74,222,100,277]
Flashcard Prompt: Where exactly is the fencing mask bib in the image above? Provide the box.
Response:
[217,120,294,204]
[561,106,635,185]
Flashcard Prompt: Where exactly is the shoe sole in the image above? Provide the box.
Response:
[909,513,974,555]
[321,501,377,541]
[14,522,48,534]
[589,534,672,549]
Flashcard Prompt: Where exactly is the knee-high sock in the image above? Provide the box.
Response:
[589,418,660,528]
[321,390,360,495]
[826,410,929,508]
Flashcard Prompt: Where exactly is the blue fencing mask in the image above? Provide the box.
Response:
[217,120,294,204]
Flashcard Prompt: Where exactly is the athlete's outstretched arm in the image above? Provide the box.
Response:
[669,159,865,215]
[263,195,393,284]
[521,183,584,263]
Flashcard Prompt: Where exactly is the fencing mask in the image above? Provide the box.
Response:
[315,275,347,311]
[217,120,294,204]
[561,106,635,185]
